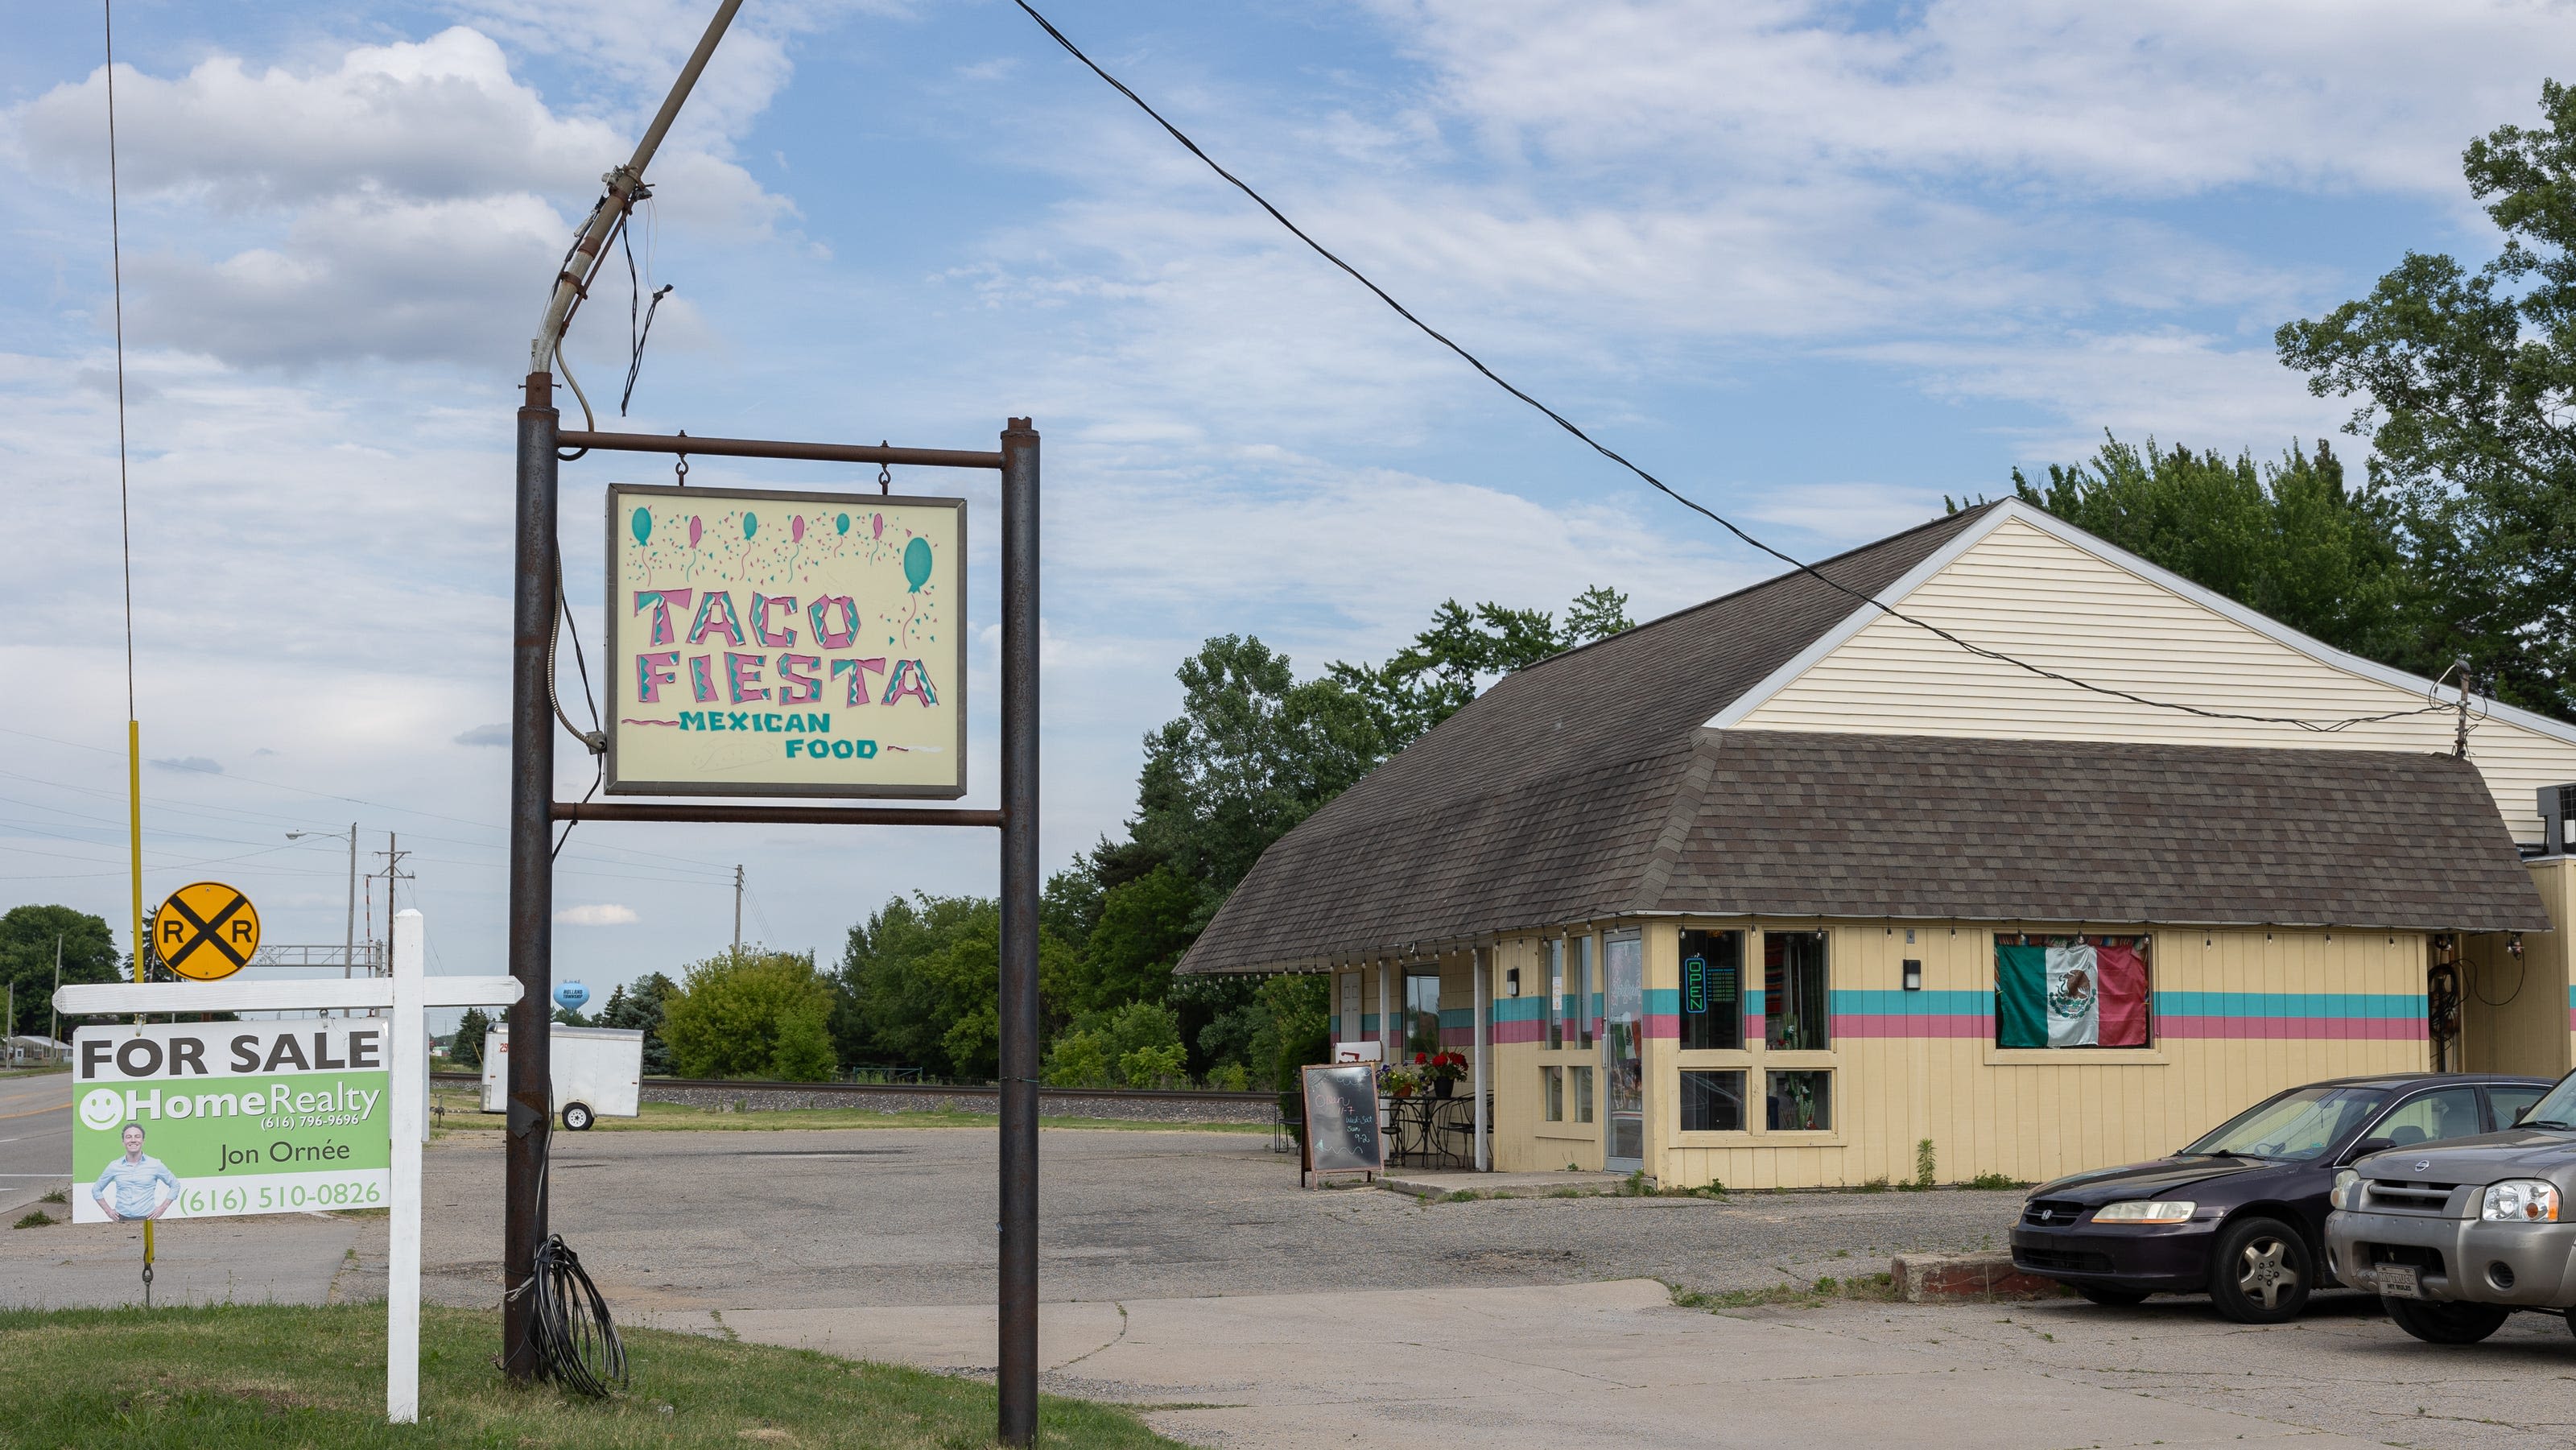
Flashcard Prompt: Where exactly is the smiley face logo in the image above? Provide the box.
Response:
[80,1089,126,1131]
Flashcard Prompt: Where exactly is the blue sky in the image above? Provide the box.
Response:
[0,1,2556,1014]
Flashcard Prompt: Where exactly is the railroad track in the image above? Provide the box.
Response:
[429,1072,1274,1105]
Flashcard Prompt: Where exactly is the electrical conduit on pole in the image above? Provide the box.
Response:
[509,4,739,1377]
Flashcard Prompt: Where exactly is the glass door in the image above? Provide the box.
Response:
[1603,931,1645,1172]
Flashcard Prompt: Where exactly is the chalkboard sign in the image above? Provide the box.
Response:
[1300,1063,1383,1185]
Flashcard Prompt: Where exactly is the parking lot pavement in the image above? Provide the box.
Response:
[14,1122,2574,1447]
[390,1126,2027,1309]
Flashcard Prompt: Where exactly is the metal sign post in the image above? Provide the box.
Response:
[507,395,1043,1443]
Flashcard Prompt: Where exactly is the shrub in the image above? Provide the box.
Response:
[1967,1171,2029,1191]
[1913,1138,1938,1190]
[661,951,839,1081]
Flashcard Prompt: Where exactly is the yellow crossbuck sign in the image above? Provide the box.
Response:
[155,881,261,981]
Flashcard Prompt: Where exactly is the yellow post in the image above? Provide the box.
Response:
[128,719,143,981]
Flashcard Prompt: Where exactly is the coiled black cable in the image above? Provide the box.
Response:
[527,1231,627,1397]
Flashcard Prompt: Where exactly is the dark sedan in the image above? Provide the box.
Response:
[2010,1073,2550,1323]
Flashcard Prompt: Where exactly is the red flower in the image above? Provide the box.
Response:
[1414,1052,1427,1064]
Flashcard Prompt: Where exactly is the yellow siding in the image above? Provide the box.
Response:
[1732,516,2576,842]
[1630,918,2428,1190]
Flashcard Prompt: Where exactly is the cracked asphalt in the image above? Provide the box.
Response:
[12,1123,2570,1446]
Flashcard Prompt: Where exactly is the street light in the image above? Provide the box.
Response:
[286,824,361,981]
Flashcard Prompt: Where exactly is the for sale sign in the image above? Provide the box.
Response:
[72,1020,391,1224]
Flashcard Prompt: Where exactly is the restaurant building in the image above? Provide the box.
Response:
[1175,500,2576,1188]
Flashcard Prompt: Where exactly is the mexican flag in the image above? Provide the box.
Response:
[1997,941,2149,1047]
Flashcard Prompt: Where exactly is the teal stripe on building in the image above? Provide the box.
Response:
[2154,991,2421,1019]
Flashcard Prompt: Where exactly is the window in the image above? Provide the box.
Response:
[1764,932,1829,1051]
[1542,1066,1565,1122]
[1543,938,1565,1050]
[2372,1087,2482,1150]
[1765,1069,1831,1131]
[1569,935,1596,1049]
[1404,971,1441,1060]
[1678,930,1744,1050]
[1681,1069,1745,1131]
[2182,1086,2382,1162]
[1572,1065,1595,1123]
[2491,1084,2549,1130]
[1994,935,2152,1048]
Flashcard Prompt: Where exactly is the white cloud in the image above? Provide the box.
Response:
[555,903,639,926]
[1373,0,2564,198]
[5,27,786,369]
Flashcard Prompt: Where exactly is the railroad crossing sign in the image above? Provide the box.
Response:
[155,881,262,981]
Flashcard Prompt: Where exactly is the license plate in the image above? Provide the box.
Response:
[2379,1264,2421,1299]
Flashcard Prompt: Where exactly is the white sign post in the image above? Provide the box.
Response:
[56,908,519,1424]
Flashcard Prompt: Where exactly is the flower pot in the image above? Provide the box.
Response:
[1431,1076,1454,1099]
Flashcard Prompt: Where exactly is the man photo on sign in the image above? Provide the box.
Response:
[93,1122,180,1221]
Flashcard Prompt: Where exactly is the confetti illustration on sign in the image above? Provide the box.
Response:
[621,496,947,654]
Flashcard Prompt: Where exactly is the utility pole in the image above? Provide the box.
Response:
[377,835,413,1016]
[287,824,363,982]
[733,865,744,961]
[2453,661,2476,760]
[51,935,62,1047]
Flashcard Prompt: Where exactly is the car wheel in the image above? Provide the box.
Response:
[562,1102,594,1132]
[2385,1295,2509,1345]
[2074,1285,2150,1307]
[2207,1217,2311,1324]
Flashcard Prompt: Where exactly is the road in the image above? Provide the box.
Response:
[0,1071,71,1221]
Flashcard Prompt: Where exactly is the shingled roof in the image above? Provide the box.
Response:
[1178,509,2550,974]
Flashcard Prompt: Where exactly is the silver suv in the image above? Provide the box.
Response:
[2324,1069,2576,1344]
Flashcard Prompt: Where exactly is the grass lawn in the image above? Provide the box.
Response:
[0,1302,1187,1449]
[431,1091,1269,1136]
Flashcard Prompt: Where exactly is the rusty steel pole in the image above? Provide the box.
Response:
[503,370,561,1379]
[996,418,1041,1445]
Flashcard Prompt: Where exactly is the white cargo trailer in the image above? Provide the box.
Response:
[480,1025,645,1130]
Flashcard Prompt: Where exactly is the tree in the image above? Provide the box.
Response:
[0,904,122,1039]
[1048,585,1634,1080]
[660,951,838,1081]
[1328,589,1634,746]
[2276,79,2576,719]
[835,894,1078,1080]
[1042,1001,1187,1089]
[2004,435,2422,670]
[450,1006,492,1069]
[594,973,677,1076]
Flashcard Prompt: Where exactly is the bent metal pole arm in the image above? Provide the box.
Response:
[526,0,744,375]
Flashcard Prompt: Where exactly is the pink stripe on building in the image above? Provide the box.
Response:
[1492,1020,1547,1045]
[2160,1015,2425,1040]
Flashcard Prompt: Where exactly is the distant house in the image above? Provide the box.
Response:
[1178,500,2576,1188]
[4,1035,72,1068]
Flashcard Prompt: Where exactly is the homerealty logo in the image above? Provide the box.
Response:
[84,1080,383,1126]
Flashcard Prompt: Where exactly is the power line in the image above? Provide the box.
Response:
[0,729,737,877]
[1008,0,2460,736]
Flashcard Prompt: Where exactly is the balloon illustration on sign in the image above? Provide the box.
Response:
[872,513,884,540]
[791,515,805,543]
[836,513,850,535]
[631,509,651,546]
[904,536,932,593]
[743,511,758,539]
[688,515,703,547]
